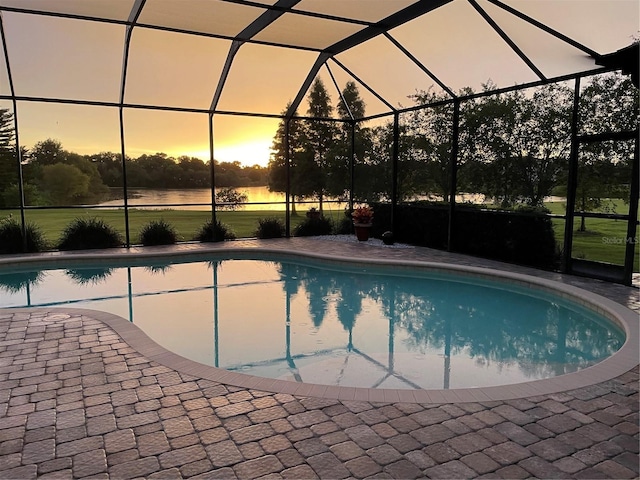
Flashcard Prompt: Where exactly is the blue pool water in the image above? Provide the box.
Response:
[0,254,624,390]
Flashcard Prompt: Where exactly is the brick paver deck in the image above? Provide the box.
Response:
[0,238,638,479]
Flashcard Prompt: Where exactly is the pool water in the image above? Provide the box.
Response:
[0,255,624,390]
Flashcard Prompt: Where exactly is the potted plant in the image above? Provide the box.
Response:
[351,205,374,241]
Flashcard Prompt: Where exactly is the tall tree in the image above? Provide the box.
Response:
[91,152,123,187]
[514,83,572,206]
[327,81,369,200]
[404,89,456,201]
[30,138,65,165]
[461,87,524,206]
[358,122,400,203]
[0,108,17,208]
[268,103,309,214]
[65,151,110,203]
[177,156,210,188]
[461,82,572,207]
[39,163,89,204]
[130,153,181,188]
[304,78,336,212]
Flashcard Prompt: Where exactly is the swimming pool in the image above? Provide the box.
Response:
[0,249,628,392]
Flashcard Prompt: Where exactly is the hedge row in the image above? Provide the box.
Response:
[372,202,558,269]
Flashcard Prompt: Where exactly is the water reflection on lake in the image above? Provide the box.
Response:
[98,187,567,211]
[0,255,623,390]
[98,186,341,211]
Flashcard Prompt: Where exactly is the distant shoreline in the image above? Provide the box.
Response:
[106,185,270,201]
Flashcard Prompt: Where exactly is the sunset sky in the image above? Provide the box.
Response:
[0,0,637,166]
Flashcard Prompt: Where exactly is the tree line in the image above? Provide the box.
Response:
[0,134,268,207]
[267,73,637,220]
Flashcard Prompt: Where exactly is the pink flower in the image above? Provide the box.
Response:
[351,205,373,224]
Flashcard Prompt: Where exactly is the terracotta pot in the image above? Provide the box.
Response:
[353,223,372,241]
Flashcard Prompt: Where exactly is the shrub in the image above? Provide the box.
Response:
[58,217,123,251]
[255,217,285,239]
[332,208,356,235]
[372,202,558,269]
[139,219,179,246]
[335,217,353,235]
[293,216,333,237]
[194,219,236,242]
[0,216,48,254]
[1,183,46,207]
[305,207,321,219]
[453,207,557,267]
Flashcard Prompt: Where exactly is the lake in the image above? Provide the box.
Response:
[97,187,565,211]
[98,186,344,211]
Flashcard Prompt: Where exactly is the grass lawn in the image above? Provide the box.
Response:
[545,201,638,271]
[5,203,637,271]
[9,208,346,245]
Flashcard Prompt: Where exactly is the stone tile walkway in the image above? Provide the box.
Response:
[0,239,638,479]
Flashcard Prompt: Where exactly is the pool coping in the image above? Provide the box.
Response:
[1,243,638,403]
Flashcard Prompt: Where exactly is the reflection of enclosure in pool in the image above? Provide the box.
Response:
[0,256,624,390]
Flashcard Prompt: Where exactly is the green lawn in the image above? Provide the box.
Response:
[4,203,637,271]
[7,208,345,245]
[545,201,638,271]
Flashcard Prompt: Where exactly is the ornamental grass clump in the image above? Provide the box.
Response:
[255,217,285,239]
[335,210,354,234]
[194,219,236,242]
[0,216,48,254]
[139,219,179,246]
[58,217,123,251]
[293,215,333,237]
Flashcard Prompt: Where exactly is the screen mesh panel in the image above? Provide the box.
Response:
[0,0,135,21]
[137,0,266,37]
[4,13,124,101]
[294,0,417,23]
[125,28,229,109]
[253,13,365,50]
[217,43,318,115]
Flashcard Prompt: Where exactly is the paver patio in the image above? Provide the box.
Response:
[0,238,638,479]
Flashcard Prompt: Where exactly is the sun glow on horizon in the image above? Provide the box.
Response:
[214,139,273,167]
[179,139,273,167]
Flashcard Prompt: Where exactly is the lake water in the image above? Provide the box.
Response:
[99,186,293,211]
[97,187,565,211]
